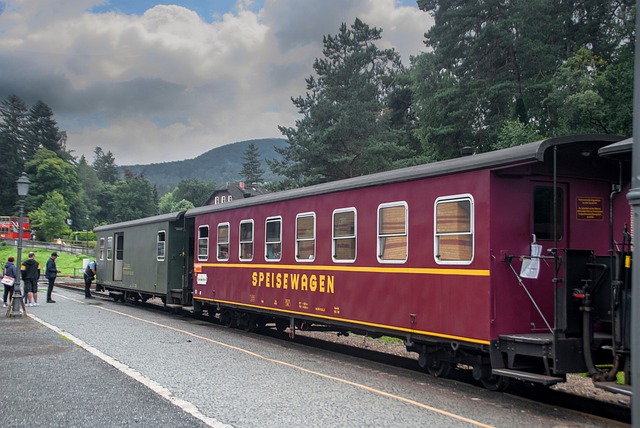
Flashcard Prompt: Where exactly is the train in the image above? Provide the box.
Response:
[94,134,632,393]
[0,216,31,240]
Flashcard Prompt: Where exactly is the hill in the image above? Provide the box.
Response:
[121,138,287,195]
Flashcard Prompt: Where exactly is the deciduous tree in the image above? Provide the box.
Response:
[29,191,71,241]
[413,0,634,157]
[112,172,158,222]
[24,148,88,230]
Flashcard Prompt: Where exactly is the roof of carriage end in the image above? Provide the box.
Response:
[182,134,623,217]
[94,211,186,232]
[598,137,632,158]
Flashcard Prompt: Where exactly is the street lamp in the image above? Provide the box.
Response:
[10,172,30,317]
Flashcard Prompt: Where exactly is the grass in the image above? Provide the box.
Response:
[0,244,92,277]
[580,364,626,384]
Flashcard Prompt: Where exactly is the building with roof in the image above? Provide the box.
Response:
[204,182,271,206]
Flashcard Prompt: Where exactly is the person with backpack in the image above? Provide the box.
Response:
[84,259,96,299]
[22,252,40,307]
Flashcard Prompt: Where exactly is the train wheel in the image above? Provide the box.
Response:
[236,313,256,332]
[480,375,511,392]
[426,361,452,378]
[219,310,234,328]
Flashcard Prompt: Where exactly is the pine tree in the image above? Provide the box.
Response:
[25,100,66,158]
[0,95,29,210]
[272,19,413,187]
[93,147,118,184]
[240,143,264,184]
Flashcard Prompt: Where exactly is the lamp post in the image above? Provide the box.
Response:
[10,172,30,317]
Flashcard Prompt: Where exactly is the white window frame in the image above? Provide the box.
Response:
[217,222,230,261]
[295,212,316,262]
[107,237,113,261]
[377,202,408,264]
[214,196,220,204]
[157,230,166,261]
[265,216,282,262]
[434,194,474,265]
[332,208,357,263]
[99,238,105,260]
[197,225,209,261]
[239,220,254,261]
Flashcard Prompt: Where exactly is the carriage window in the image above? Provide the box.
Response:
[116,234,124,261]
[265,217,282,261]
[333,209,356,262]
[435,196,473,264]
[99,238,105,260]
[378,203,408,263]
[157,231,166,261]
[107,237,113,261]
[217,223,229,261]
[198,226,209,261]
[533,187,564,240]
[296,213,316,262]
[239,220,254,261]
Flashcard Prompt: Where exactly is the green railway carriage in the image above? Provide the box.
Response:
[94,211,195,307]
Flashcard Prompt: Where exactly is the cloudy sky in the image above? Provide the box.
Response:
[0,0,433,165]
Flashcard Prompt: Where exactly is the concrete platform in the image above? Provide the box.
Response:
[0,313,210,427]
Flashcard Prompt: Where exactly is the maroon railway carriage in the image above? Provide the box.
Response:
[186,134,631,391]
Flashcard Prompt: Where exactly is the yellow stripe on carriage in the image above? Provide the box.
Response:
[198,263,490,277]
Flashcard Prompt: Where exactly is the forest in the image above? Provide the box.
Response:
[0,0,634,238]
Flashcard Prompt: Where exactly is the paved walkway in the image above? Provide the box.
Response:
[0,296,210,427]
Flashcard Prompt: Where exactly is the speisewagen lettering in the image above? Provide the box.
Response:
[252,271,335,294]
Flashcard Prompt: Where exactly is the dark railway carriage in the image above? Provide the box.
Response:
[186,134,632,391]
[94,212,195,307]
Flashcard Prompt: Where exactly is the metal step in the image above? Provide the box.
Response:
[492,368,564,385]
[165,303,182,309]
[595,382,632,396]
[498,333,553,344]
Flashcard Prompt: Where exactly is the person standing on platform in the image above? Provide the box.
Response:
[45,252,60,303]
[2,256,17,308]
[22,252,40,307]
[84,259,96,299]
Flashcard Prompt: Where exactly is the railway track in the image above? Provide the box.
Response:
[56,281,631,425]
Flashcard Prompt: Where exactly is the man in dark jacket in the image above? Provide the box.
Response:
[22,252,40,307]
[45,252,60,303]
[84,259,96,298]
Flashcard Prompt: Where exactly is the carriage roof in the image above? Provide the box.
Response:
[184,134,624,217]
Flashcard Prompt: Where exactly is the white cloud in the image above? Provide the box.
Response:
[0,0,433,165]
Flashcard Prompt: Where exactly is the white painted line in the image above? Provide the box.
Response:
[29,314,232,428]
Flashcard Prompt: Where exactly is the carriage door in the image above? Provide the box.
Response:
[530,183,568,332]
[113,233,124,281]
